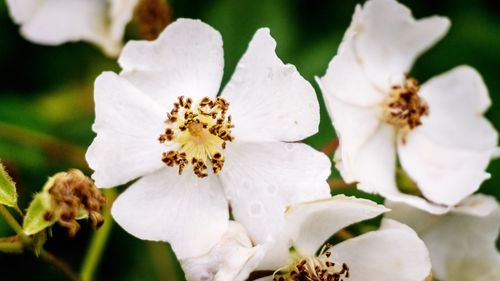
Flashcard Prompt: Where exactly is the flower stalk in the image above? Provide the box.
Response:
[80,188,117,281]
[0,204,81,281]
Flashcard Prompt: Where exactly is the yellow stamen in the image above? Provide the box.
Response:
[159,96,234,178]
[273,244,350,281]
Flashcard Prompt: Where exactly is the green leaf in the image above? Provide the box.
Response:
[23,192,55,236]
[0,161,17,207]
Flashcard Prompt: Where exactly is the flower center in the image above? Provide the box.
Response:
[273,246,350,281]
[158,96,234,178]
[382,77,429,132]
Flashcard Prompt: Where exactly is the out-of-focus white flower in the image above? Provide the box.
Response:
[493,147,500,159]
[181,221,265,281]
[317,0,498,214]
[386,194,500,281]
[246,195,431,281]
[86,19,330,259]
[6,0,138,56]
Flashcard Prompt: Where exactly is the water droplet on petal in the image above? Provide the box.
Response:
[249,201,263,217]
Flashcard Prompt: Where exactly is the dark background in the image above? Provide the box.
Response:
[0,0,499,280]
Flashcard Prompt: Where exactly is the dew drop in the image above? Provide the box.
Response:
[243,181,251,190]
[249,201,263,216]
[267,184,277,194]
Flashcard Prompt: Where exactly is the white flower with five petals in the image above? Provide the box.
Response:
[86,19,330,259]
[183,195,432,281]
[6,0,138,56]
[387,194,500,281]
[317,0,498,214]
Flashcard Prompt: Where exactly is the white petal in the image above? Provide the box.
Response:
[418,66,497,150]
[286,195,389,257]
[5,0,40,24]
[493,147,500,159]
[381,191,451,215]
[330,218,431,281]
[316,40,385,107]
[398,67,497,206]
[86,72,166,188]
[327,96,452,214]
[349,0,450,90]
[219,142,331,269]
[221,28,319,142]
[108,0,138,42]
[181,221,265,281]
[321,95,388,186]
[345,123,398,196]
[111,168,229,259]
[386,198,500,281]
[119,18,224,108]
[398,131,491,206]
[453,194,500,217]
[11,0,122,56]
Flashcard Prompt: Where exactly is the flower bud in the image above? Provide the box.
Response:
[23,169,106,237]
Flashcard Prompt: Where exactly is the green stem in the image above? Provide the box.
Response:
[328,179,355,191]
[0,205,29,243]
[0,205,81,280]
[40,250,81,281]
[80,189,117,281]
[0,236,23,253]
[320,137,339,155]
[0,121,87,168]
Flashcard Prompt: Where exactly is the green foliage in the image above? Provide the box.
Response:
[0,0,499,280]
[23,192,55,236]
[0,161,17,208]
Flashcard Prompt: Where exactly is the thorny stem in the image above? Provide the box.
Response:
[0,205,81,281]
[80,189,117,281]
[0,121,86,168]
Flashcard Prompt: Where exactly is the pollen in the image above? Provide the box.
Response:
[382,77,429,133]
[273,244,350,281]
[159,96,234,178]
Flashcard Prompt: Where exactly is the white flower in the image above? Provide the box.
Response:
[493,147,500,159]
[317,0,498,214]
[386,194,500,281]
[233,195,431,281]
[6,0,138,56]
[181,221,265,281]
[86,19,330,259]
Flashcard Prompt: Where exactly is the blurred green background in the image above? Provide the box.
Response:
[0,0,499,280]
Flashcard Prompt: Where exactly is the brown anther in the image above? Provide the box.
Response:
[272,250,350,281]
[158,96,235,178]
[159,128,175,143]
[47,169,106,237]
[382,77,428,133]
